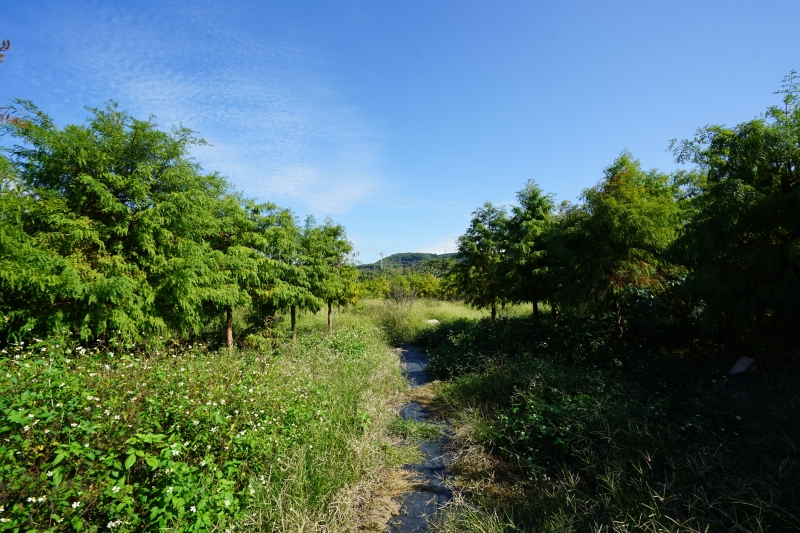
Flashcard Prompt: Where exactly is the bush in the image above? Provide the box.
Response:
[427,316,800,532]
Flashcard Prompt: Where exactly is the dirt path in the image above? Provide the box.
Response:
[386,344,452,532]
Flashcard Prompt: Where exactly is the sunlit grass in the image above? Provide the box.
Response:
[341,298,529,346]
[0,311,406,532]
[388,417,443,442]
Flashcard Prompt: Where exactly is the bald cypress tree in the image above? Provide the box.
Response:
[505,180,556,326]
[670,73,800,339]
[455,202,509,321]
[1,100,239,341]
[302,216,357,331]
[553,152,680,338]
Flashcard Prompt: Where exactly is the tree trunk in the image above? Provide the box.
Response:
[615,297,623,340]
[491,302,497,322]
[533,301,540,327]
[550,299,557,321]
[226,306,234,354]
[327,302,333,332]
[291,305,297,342]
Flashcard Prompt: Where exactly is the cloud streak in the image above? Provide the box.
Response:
[22,0,387,214]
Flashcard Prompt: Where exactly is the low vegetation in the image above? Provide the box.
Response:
[417,313,800,532]
[0,312,406,532]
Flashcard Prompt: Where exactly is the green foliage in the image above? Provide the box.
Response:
[669,82,800,340]
[446,72,800,350]
[358,252,455,272]
[301,216,358,316]
[0,316,403,531]
[0,101,355,347]
[423,315,800,532]
[454,203,509,319]
[503,180,556,323]
[1,101,229,341]
[355,257,457,302]
[551,152,681,333]
[406,257,457,278]
[358,275,390,298]
[405,272,440,298]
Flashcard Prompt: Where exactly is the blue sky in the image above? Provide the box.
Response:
[1,1,798,263]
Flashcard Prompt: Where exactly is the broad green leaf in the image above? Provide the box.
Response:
[51,452,68,466]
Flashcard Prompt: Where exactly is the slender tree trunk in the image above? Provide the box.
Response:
[533,300,540,327]
[291,305,297,342]
[491,302,497,322]
[226,306,234,354]
[615,297,623,340]
[550,298,557,321]
[327,302,333,332]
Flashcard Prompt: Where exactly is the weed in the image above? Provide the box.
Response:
[424,313,800,532]
[388,417,443,442]
[0,313,405,532]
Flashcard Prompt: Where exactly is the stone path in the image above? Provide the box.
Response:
[387,345,452,533]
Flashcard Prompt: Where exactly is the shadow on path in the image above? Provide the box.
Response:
[387,345,452,533]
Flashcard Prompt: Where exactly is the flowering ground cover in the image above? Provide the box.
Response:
[0,314,405,532]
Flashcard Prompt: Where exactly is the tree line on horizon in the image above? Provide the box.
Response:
[0,100,359,348]
[454,72,800,352]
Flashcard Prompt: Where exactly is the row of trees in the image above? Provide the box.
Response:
[0,101,358,347]
[357,257,459,301]
[455,74,800,343]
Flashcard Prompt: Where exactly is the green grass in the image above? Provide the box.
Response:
[417,312,800,533]
[0,312,405,532]
[349,298,528,346]
[388,417,443,442]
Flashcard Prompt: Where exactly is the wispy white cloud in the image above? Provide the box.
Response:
[414,236,459,255]
[22,0,387,215]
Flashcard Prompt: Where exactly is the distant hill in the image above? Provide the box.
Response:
[358,252,456,271]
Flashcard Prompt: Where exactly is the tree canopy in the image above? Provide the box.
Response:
[454,202,509,320]
[0,100,353,347]
[670,73,800,337]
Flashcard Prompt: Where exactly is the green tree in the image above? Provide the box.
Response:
[406,272,440,298]
[505,180,556,326]
[205,196,276,352]
[670,72,800,338]
[254,209,320,342]
[0,100,238,342]
[302,216,357,331]
[388,274,417,306]
[553,152,680,338]
[454,202,509,321]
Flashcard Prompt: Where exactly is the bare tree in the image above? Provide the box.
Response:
[1,40,15,124]
[0,39,10,64]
